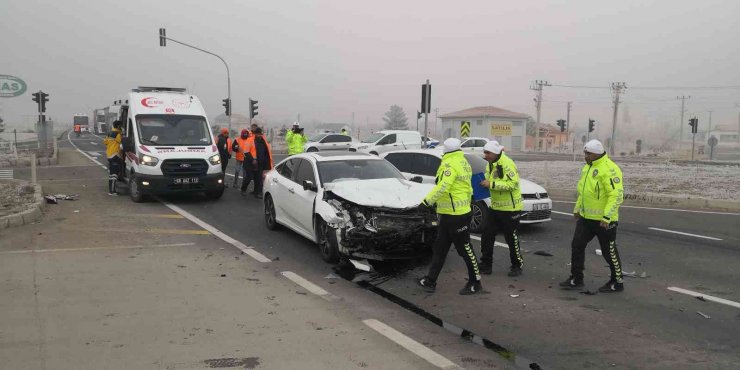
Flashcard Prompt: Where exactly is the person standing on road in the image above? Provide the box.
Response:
[216,128,232,174]
[103,120,123,196]
[341,128,350,136]
[231,129,251,188]
[245,127,273,199]
[560,139,625,293]
[478,141,524,277]
[286,122,307,155]
[418,138,483,295]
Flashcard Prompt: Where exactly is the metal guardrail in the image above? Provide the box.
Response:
[0,169,13,179]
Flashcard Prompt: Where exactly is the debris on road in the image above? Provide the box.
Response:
[580,290,597,295]
[220,274,226,277]
[640,272,648,278]
[623,271,637,277]
[696,311,711,319]
[324,273,338,279]
[44,195,58,204]
[533,251,553,257]
[696,296,707,302]
[509,294,520,298]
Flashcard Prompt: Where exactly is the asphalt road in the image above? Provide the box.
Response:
[59,133,740,369]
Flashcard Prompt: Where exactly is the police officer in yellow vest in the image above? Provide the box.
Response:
[479,141,524,277]
[560,139,625,293]
[418,138,483,295]
[286,122,307,155]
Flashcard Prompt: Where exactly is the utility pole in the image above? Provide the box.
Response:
[566,101,572,154]
[530,80,550,152]
[707,110,713,136]
[677,96,690,145]
[434,107,439,137]
[736,103,740,144]
[609,82,626,155]
[421,80,431,147]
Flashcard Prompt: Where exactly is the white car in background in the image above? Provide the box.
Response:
[354,130,422,155]
[459,137,490,152]
[263,152,438,263]
[381,149,551,232]
[303,133,354,152]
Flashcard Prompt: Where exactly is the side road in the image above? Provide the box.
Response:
[0,144,491,369]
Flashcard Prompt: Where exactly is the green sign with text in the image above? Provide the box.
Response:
[0,75,27,97]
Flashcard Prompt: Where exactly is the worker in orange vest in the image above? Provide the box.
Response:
[231,129,252,188]
[215,128,232,174]
[243,127,273,199]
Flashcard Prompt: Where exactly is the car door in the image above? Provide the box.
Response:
[412,153,441,184]
[335,134,352,150]
[270,158,300,229]
[383,152,415,179]
[375,134,397,154]
[291,158,319,235]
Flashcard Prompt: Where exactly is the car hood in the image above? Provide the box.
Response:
[520,178,547,194]
[324,178,434,208]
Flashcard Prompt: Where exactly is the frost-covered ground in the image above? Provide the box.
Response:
[517,160,740,201]
[0,181,36,217]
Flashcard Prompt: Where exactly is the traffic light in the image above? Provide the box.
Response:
[249,98,259,119]
[32,92,40,105]
[588,118,595,133]
[417,111,422,120]
[159,28,167,47]
[556,119,566,132]
[40,92,49,113]
[222,98,231,116]
[688,117,698,134]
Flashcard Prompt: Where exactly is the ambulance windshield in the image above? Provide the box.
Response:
[135,115,212,146]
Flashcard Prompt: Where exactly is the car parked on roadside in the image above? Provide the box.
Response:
[303,133,354,152]
[263,152,438,263]
[381,149,551,232]
[353,130,422,155]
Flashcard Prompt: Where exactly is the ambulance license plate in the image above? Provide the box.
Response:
[174,177,199,184]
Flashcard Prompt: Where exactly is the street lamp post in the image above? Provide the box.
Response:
[158,28,232,133]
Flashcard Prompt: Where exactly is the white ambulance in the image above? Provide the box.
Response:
[117,87,225,202]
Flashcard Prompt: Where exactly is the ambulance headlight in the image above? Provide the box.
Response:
[209,154,221,165]
[141,154,159,166]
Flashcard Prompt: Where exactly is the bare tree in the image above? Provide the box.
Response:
[383,105,409,130]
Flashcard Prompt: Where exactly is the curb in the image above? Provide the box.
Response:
[548,189,740,212]
[0,180,45,230]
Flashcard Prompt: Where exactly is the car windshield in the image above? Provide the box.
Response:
[136,114,212,146]
[361,133,385,143]
[465,154,489,173]
[308,133,327,142]
[318,159,405,184]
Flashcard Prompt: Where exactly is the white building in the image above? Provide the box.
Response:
[438,106,530,151]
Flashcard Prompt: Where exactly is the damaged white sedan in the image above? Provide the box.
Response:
[263,152,438,263]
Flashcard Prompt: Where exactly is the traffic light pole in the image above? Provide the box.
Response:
[159,30,231,133]
[691,132,696,161]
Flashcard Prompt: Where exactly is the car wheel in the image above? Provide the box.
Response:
[369,151,378,156]
[316,218,340,263]
[264,194,280,230]
[348,147,357,152]
[469,201,488,234]
[129,173,146,203]
[307,147,318,152]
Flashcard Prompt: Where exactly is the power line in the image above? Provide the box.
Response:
[552,83,740,90]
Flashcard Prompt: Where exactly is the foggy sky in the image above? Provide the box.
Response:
[2,0,739,136]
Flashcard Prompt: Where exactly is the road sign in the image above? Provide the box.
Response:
[490,123,512,136]
[0,75,27,97]
[460,121,470,137]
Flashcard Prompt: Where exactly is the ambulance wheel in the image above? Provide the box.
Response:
[307,147,318,152]
[129,174,146,203]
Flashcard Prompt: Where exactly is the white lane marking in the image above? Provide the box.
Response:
[551,210,572,216]
[470,235,509,249]
[667,287,740,309]
[1,242,195,255]
[89,141,98,145]
[160,201,272,263]
[362,319,460,370]
[648,227,723,241]
[281,271,339,301]
[87,151,100,157]
[67,130,107,169]
[552,200,740,216]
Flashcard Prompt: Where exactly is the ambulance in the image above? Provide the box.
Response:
[117,87,225,202]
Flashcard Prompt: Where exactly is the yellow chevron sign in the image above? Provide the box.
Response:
[460,121,471,137]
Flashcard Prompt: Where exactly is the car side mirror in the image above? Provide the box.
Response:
[122,137,134,152]
[303,180,317,192]
[410,176,423,183]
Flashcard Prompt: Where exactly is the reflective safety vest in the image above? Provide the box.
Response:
[233,137,252,162]
[286,131,307,155]
[485,152,523,211]
[248,135,273,169]
[574,154,624,222]
[103,128,122,159]
[423,150,473,215]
